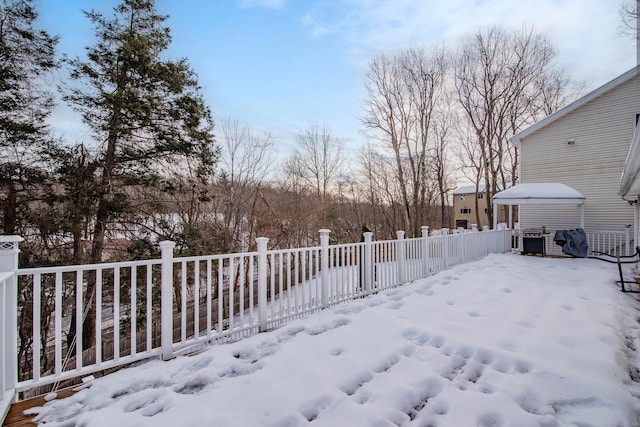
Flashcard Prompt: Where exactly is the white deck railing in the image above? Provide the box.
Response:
[0,227,512,407]
[535,228,635,257]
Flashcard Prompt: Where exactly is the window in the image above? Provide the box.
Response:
[459,194,466,201]
[460,208,471,214]
[478,193,484,199]
[484,208,488,214]
[636,113,640,127]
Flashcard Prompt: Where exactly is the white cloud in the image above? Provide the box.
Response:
[301,7,336,38]
[239,0,285,10]
[311,0,635,88]
[311,26,331,38]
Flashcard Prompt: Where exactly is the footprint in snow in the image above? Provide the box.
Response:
[402,328,431,346]
[387,301,403,310]
[339,371,374,396]
[474,349,494,365]
[429,335,445,349]
[333,304,365,315]
[477,412,503,427]
[372,353,401,373]
[172,372,217,395]
[330,347,345,356]
[305,316,351,336]
[415,286,434,296]
[123,389,164,413]
[299,395,333,422]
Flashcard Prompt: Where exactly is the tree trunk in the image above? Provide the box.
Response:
[3,182,17,234]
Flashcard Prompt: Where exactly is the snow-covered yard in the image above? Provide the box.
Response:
[29,253,640,426]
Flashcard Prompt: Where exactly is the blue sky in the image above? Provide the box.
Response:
[38,0,636,155]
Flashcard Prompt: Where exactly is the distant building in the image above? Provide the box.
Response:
[453,185,508,229]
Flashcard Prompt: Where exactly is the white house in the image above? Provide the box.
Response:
[508,65,640,249]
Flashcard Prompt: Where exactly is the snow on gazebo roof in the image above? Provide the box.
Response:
[493,183,585,205]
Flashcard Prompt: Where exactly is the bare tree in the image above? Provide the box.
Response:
[620,0,640,33]
[362,47,448,236]
[216,117,274,250]
[455,123,485,227]
[285,124,345,227]
[454,26,576,227]
[357,143,404,238]
[533,69,584,117]
[430,101,456,228]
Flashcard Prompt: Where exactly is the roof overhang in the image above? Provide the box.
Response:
[510,65,640,148]
[619,126,640,200]
[493,183,585,206]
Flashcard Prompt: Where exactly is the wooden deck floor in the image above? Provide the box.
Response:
[2,388,77,427]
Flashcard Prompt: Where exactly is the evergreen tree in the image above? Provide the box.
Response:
[64,0,217,348]
[0,0,57,234]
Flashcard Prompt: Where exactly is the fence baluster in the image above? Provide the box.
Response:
[75,269,83,369]
[257,237,269,332]
[96,268,102,365]
[131,266,137,357]
[113,267,120,362]
[32,273,41,382]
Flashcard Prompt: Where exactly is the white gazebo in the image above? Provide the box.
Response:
[492,183,586,229]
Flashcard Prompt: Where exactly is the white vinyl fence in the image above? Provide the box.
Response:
[0,227,512,408]
[532,228,635,257]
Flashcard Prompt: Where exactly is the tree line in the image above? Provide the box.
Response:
[1,0,583,268]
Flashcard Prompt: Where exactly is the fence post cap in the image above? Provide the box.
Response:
[318,229,331,234]
[159,240,175,249]
[0,235,24,244]
[0,235,24,254]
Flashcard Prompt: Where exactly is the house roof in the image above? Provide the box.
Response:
[493,183,584,205]
[453,185,487,195]
[510,65,640,149]
[619,126,640,199]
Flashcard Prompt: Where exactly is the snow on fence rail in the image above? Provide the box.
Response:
[0,227,512,405]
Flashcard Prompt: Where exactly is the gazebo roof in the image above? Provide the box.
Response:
[493,183,585,205]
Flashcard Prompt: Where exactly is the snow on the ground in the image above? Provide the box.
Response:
[28,254,640,427]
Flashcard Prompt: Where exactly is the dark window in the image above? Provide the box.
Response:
[459,194,466,201]
[460,208,471,214]
[478,193,484,199]
[484,208,488,214]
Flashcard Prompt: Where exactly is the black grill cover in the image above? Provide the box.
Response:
[553,228,588,257]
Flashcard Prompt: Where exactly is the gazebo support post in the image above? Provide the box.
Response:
[634,199,639,249]
[493,201,498,229]
[580,204,585,229]
[508,205,513,229]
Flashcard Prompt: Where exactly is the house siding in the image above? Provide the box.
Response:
[519,74,640,231]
